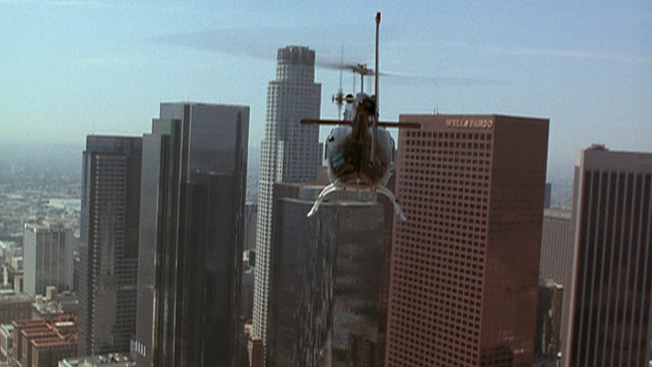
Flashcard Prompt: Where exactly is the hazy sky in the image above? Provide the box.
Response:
[2,0,651,175]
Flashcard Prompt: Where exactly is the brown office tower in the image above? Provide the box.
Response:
[561,146,652,367]
[385,114,549,367]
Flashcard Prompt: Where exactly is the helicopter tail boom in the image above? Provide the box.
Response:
[301,119,421,129]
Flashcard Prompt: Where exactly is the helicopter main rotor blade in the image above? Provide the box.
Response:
[301,119,420,129]
[150,28,507,86]
[380,72,505,86]
[377,122,421,129]
[316,61,364,71]
[301,119,347,126]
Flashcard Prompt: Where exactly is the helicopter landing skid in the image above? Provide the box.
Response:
[306,183,407,221]
[306,183,339,218]
[374,186,407,221]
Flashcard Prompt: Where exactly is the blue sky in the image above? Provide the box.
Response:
[1,0,651,176]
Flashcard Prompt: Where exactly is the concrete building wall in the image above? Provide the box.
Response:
[562,146,652,367]
[79,136,142,356]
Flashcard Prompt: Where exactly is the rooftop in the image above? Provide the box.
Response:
[0,292,34,303]
[24,219,70,231]
[544,207,572,219]
[12,319,48,328]
[61,353,133,367]
[31,337,77,348]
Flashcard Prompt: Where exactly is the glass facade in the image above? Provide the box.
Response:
[266,183,387,367]
[135,103,249,367]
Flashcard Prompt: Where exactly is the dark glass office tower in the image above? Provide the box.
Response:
[562,146,652,367]
[133,103,249,367]
[266,183,387,367]
[79,136,142,355]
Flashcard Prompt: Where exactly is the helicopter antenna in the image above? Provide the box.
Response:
[339,44,344,93]
[332,44,345,120]
[370,12,380,166]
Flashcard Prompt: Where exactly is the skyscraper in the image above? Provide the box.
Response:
[79,136,142,355]
[535,279,564,358]
[244,202,257,251]
[539,208,573,287]
[539,207,573,359]
[23,220,74,295]
[253,46,321,345]
[562,145,652,367]
[385,114,549,367]
[266,183,387,367]
[134,103,249,367]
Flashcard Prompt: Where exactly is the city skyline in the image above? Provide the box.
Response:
[2,1,651,174]
[1,3,652,366]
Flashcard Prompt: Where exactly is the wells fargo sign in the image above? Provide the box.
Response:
[445,119,494,129]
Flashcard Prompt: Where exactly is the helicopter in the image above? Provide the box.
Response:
[301,12,420,220]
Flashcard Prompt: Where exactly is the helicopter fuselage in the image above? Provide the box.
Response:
[303,12,410,220]
[324,93,395,189]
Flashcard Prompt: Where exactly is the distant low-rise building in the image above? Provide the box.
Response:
[30,336,77,367]
[544,182,552,208]
[0,242,20,264]
[2,259,23,295]
[244,203,257,251]
[247,338,263,367]
[23,221,74,296]
[12,317,78,367]
[0,291,33,325]
[55,292,78,317]
[241,267,254,322]
[32,299,65,323]
[12,319,49,366]
[1,242,23,294]
[535,279,563,358]
[0,323,14,359]
[59,353,134,367]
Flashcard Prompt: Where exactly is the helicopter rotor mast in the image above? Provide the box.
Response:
[332,44,345,120]
[370,11,380,167]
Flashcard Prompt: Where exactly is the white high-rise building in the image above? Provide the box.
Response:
[252,46,321,347]
[23,220,74,295]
